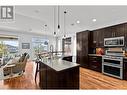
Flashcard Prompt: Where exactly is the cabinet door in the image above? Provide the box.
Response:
[88,56,102,72]
[124,23,127,47]
[123,59,127,80]
[76,31,89,68]
[104,27,112,38]
[82,32,89,67]
[92,30,98,47]
[76,32,82,64]
[112,24,125,37]
[98,29,104,47]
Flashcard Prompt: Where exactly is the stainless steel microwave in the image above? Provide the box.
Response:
[104,36,124,47]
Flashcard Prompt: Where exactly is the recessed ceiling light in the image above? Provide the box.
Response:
[76,20,80,24]
[35,10,39,13]
[29,28,32,31]
[44,24,47,27]
[71,23,74,26]
[92,19,97,22]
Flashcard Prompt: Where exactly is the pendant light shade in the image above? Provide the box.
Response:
[57,6,60,32]
[53,6,56,36]
[63,11,67,38]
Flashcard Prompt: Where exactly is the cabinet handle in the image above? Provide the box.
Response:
[92,61,97,63]
[92,65,97,68]
[124,61,127,63]
[93,41,96,43]
[92,57,97,59]
[99,41,102,44]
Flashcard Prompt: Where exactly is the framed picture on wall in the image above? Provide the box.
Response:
[22,43,30,49]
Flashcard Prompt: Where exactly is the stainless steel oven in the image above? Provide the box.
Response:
[102,55,123,79]
[102,49,124,79]
[104,36,124,47]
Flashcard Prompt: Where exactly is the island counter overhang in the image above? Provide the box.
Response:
[38,58,80,89]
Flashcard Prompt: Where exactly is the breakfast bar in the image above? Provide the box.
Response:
[39,58,80,89]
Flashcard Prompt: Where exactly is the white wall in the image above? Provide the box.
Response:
[0,29,56,60]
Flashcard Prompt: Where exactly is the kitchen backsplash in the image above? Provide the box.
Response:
[96,48,104,55]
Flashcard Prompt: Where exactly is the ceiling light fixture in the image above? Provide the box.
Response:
[44,24,47,27]
[57,6,60,32]
[76,20,80,24]
[53,6,56,36]
[35,10,39,13]
[63,11,67,39]
[92,18,97,22]
[29,28,32,31]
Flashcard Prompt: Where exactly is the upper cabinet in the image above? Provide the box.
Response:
[90,23,126,48]
[90,29,104,48]
[111,24,125,37]
[124,23,127,47]
[90,30,98,48]
[97,29,105,47]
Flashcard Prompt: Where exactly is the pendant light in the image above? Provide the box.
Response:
[57,6,60,32]
[63,11,67,38]
[53,6,56,36]
[53,6,60,36]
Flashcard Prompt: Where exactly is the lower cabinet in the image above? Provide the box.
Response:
[123,59,127,80]
[88,55,102,72]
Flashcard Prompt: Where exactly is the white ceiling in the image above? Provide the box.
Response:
[1,6,127,36]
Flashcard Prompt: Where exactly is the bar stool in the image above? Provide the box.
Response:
[35,60,40,83]
[35,54,42,83]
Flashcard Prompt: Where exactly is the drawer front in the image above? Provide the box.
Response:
[89,60,102,72]
[89,56,102,62]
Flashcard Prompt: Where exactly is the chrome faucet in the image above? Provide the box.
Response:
[49,45,54,59]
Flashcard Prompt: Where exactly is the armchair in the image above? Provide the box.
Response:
[12,54,29,74]
[3,53,29,77]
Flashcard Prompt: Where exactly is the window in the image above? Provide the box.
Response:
[0,38,19,58]
[32,37,49,54]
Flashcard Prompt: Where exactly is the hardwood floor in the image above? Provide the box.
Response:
[1,61,127,89]
[0,61,39,89]
[80,67,127,89]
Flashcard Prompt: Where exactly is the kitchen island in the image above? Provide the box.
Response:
[39,58,80,89]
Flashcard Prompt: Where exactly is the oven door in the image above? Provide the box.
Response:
[102,58,123,67]
[102,64,123,79]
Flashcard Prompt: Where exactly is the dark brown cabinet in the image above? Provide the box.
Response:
[109,25,124,37]
[91,30,98,47]
[90,23,126,48]
[88,55,102,72]
[123,59,127,80]
[104,24,125,38]
[39,62,79,89]
[97,29,105,47]
[77,22,127,70]
[104,27,112,38]
[90,29,104,47]
[124,23,127,47]
[76,30,90,68]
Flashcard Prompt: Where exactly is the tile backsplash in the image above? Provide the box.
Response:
[96,48,104,55]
